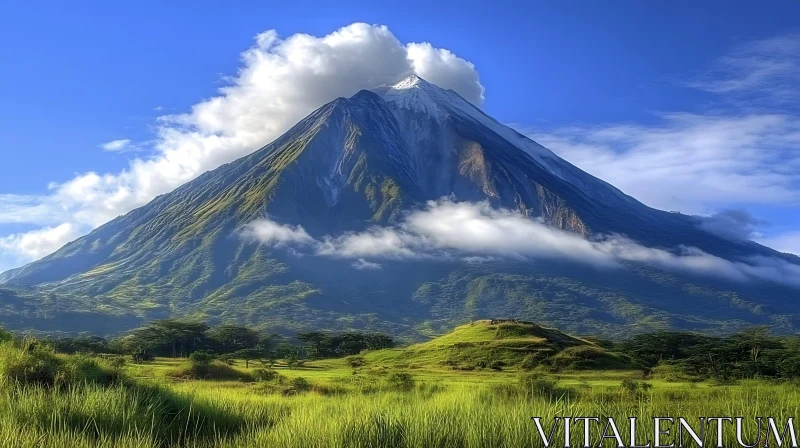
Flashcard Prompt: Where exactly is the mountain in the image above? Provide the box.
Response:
[1,75,799,337]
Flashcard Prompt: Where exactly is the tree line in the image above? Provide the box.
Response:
[616,326,800,380]
[46,319,394,365]
[34,320,800,380]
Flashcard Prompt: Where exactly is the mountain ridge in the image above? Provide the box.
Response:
[1,76,798,337]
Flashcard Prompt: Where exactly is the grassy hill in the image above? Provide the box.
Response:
[363,319,634,371]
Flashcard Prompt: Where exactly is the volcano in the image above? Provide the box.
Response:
[2,76,798,337]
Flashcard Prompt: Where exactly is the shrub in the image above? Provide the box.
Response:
[547,345,627,371]
[218,354,236,365]
[650,363,696,382]
[452,364,475,371]
[0,341,61,386]
[620,378,639,394]
[131,351,155,364]
[385,371,414,391]
[167,360,254,382]
[253,368,280,382]
[346,355,365,368]
[516,373,574,400]
[520,351,551,370]
[189,351,214,377]
[108,356,127,370]
[489,361,504,371]
[620,379,653,396]
[60,353,120,385]
[288,377,311,393]
[189,351,214,365]
[0,327,13,343]
[0,341,119,387]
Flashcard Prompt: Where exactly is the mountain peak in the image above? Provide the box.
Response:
[370,75,465,120]
[390,74,431,90]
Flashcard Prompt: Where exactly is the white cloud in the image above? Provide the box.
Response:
[0,23,483,269]
[239,219,315,247]
[100,139,132,152]
[405,42,484,105]
[687,33,800,106]
[521,34,800,257]
[351,259,382,270]
[528,113,800,215]
[758,232,800,256]
[0,195,64,225]
[0,223,78,262]
[244,199,800,288]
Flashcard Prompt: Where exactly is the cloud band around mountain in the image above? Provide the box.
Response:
[241,199,800,289]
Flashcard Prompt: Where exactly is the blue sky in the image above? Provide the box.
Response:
[0,0,799,271]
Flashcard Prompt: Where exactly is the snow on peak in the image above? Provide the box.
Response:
[370,75,456,119]
[390,74,430,90]
[367,76,593,193]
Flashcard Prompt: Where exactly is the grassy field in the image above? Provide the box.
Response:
[1,351,797,448]
[2,319,799,447]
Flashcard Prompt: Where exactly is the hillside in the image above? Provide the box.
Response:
[1,76,799,338]
[363,319,633,370]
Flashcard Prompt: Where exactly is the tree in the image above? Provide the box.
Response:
[122,320,210,357]
[365,333,394,350]
[50,336,110,354]
[208,325,260,354]
[275,342,299,360]
[619,332,710,368]
[233,348,263,369]
[296,332,329,359]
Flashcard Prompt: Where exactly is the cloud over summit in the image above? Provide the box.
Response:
[0,23,483,270]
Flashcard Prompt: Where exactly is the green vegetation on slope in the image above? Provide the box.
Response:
[363,319,634,371]
[2,90,799,338]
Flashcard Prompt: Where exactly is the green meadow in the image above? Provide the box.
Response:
[1,320,798,447]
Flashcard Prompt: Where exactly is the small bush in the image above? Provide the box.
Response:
[520,351,550,370]
[547,345,627,371]
[620,379,653,396]
[253,368,280,382]
[167,360,253,382]
[131,351,155,364]
[108,356,127,370]
[288,377,311,393]
[650,362,696,382]
[452,364,475,371]
[0,341,119,387]
[489,361,504,371]
[218,354,236,365]
[519,374,561,398]
[188,351,214,377]
[189,351,214,365]
[346,355,365,368]
[385,371,414,391]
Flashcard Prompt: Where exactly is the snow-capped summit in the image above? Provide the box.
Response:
[371,74,466,119]
[388,74,431,90]
[370,76,606,196]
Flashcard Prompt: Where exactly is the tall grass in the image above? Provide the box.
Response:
[0,378,794,447]
[0,341,797,447]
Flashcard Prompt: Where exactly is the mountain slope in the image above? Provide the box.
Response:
[1,76,798,337]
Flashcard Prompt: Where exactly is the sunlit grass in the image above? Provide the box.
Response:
[0,354,797,447]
